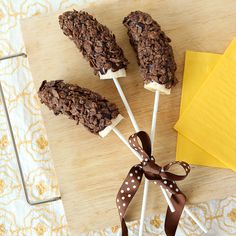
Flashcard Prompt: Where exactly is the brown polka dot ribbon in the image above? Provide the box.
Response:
[116,131,191,236]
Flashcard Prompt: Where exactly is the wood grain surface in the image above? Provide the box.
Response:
[21,0,236,234]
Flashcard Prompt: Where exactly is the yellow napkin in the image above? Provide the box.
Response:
[175,38,236,171]
[175,51,226,168]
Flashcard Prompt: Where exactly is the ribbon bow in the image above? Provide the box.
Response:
[116,131,190,236]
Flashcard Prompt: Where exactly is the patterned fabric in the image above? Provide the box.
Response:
[0,0,235,235]
[83,195,236,235]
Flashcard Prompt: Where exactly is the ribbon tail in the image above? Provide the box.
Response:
[121,218,128,236]
[164,193,186,236]
[116,166,143,236]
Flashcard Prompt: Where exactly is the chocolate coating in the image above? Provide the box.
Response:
[123,11,177,89]
[59,10,128,75]
[38,80,120,134]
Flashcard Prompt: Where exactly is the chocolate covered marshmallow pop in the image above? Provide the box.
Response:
[38,80,124,137]
[123,11,207,236]
[59,10,139,132]
[38,80,143,163]
[123,11,177,95]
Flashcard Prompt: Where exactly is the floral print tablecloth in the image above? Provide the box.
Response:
[0,0,235,235]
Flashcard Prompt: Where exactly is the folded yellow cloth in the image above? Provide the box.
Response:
[175,38,236,171]
[175,50,226,168]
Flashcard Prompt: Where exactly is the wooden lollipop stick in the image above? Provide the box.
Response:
[183,206,208,233]
[139,91,176,236]
[148,93,169,203]
[150,91,160,151]
[165,190,208,233]
[139,91,207,236]
[112,77,139,132]
[112,127,142,161]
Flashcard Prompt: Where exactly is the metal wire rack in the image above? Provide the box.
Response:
[0,53,61,205]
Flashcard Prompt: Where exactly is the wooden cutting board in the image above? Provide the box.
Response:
[21,0,236,234]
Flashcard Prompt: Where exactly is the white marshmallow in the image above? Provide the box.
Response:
[144,81,171,95]
[99,114,123,138]
[99,68,126,80]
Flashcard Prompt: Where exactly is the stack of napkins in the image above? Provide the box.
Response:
[175,38,236,171]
